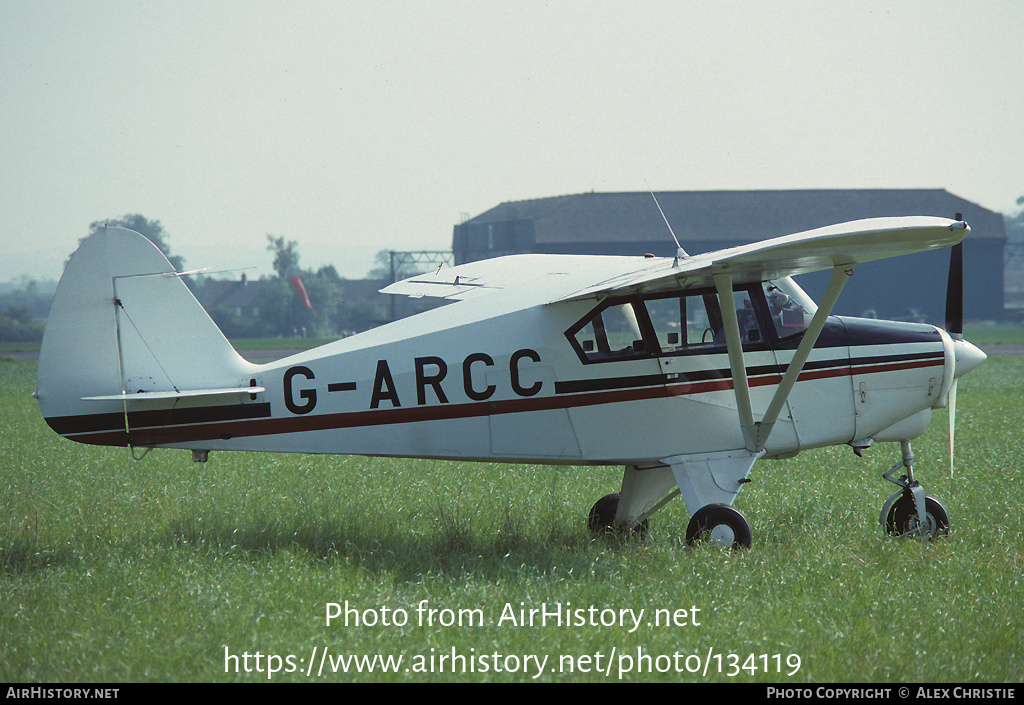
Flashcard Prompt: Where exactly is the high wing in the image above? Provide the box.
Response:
[386,215,970,462]
[383,216,969,303]
[557,215,968,301]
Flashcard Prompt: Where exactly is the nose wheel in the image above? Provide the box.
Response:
[884,491,950,538]
[879,441,951,539]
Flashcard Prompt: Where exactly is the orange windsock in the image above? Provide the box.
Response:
[290,276,312,309]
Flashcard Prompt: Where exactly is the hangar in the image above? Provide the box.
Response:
[452,189,1006,322]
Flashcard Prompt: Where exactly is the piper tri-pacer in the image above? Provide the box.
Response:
[35,215,985,548]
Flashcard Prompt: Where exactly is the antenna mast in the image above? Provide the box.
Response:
[647,185,688,262]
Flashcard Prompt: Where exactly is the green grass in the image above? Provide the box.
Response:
[1,357,1021,682]
[0,341,39,353]
[228,336,342,350]
[963,322,1024,345]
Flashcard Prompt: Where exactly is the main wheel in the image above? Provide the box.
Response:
[887,493,950,539]
[587,493,648,536]
[685,503,752,549]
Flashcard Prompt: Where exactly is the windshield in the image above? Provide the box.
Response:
[763,277,817,339]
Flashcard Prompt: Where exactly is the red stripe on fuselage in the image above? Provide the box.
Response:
[55,354,943,447]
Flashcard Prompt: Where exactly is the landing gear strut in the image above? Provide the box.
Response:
[879,441,950,539]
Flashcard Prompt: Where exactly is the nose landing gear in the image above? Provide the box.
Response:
[879,440,950,539]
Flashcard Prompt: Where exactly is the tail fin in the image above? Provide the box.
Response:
[36,226,260,446]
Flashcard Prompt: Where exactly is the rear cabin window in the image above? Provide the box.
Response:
[569,302,648,362]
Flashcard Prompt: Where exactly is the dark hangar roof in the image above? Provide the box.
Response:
[466,189,1005,249]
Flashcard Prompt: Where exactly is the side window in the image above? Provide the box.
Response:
[569,302,648,362]
[733,290,764,344]
[645,290,764,353]
[567,287,770,363]
[644,293,719,351]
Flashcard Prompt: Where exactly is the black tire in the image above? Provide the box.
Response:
[889,493,950,539]
[685,503,752,549]
[883,494,903,535]
[587,493,648,536]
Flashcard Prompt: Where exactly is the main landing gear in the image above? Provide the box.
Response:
[684,504,752,549]
[879,441,950,539]
[587,493,649,536]
[586,439,951,548]
[587,494,753,549]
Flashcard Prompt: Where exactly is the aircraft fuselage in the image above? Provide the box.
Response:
[53,283,958,469]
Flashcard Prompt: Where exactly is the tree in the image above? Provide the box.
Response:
[267,235,300,279]
[1007,196,1024,242]
[84,214,185,271]
[254,236,345,337]
[0,302,46,342]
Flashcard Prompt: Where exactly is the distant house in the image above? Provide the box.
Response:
[200,276,264,319]
[452,189,1006,323]
[195,274,439,334]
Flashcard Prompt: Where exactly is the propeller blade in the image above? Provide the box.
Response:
[948,378,957,494]
[945,241,963,338]
[945,223,964,492]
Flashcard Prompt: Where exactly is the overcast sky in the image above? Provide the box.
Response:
[2,0,1022,283]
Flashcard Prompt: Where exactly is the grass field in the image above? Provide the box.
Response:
[1,357,1021,683]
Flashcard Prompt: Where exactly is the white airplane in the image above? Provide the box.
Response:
[35,215,986,548]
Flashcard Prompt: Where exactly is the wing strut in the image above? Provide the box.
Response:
[754,265,853,451]
[713,270,756,451]
[714,264,854,454]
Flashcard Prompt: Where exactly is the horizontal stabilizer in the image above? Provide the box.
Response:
[83,386,265,402]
